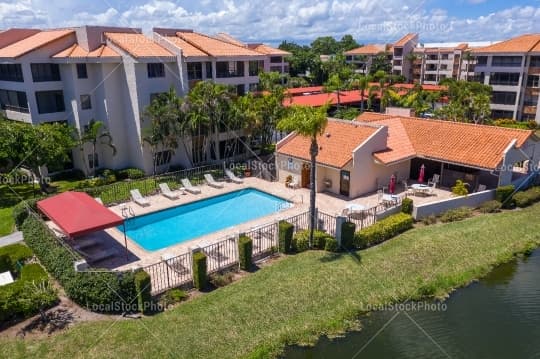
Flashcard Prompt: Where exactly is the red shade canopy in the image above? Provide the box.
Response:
[37,192,124,238]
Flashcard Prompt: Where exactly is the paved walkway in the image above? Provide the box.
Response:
[0,231,24,247]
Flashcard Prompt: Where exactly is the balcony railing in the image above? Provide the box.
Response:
[216,71,243,78]
[528,67,540,75]
[2,104,29,113]
[523,105,537,115]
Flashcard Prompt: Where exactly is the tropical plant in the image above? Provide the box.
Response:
[277,105,328,247]
[350,74,369,112]
[435,79,491,124]
[77,119,116,177]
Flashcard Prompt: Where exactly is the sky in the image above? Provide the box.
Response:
[0,0,539,45]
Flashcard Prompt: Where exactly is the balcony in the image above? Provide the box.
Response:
[523,106,537,115]
[528,67,540,75]
[526,88,540,97]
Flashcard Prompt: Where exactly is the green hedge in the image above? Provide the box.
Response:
[513,187,540,208]
[401,198,413,214]
[0,243,32,273]
[440,207,473,223]
[12,198,42,229]
[116,168,145,180]
[278,221,294,254]
[354,213,413,249]
[238,235,253,270]
[134,271,152,314]
[496,185,515,208]
[292,230,333,252]
[479,200,502,213]
[341,222,356,250]
[0,255,11,273]
[324,237,338,252]
[0,263,56,323]
[192,251,207,290]
[21,216,138,313]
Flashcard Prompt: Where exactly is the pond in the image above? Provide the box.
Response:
[284,249,540,359]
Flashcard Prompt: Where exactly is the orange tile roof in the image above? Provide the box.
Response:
[394,33,417,47]
[356,112,396,122]
[215,33,246,47]
[0,29,74,58]
[277,120,380,168]
[345,44,385,55]
[105,32,173,58]
[0,28,40,49]
[249,43,291,56]
[474,34,540,53]
[176,31,263,57]
[52,44,120,59]
[165,36,208,57]
[358,116,533,169]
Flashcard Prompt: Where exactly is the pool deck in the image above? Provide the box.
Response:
[48,177,453,271]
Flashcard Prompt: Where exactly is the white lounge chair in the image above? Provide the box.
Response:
[402,181,415,196]
[204,173,224,188]
[225,169,243,184]
[73,237,99,251]
[287,177,299,189]
[130,189,150,207]
[181,178,201,194]
[428,174,440,187]
[159,183,179,200]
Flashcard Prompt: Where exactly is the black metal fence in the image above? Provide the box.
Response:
[143,252,193,295]
[244,222,278,260]
[346,198,402,230]
[200,235,238,274]
[317,211,337,236]
[286,211,311,234]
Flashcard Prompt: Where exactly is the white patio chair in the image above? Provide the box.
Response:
[225,169,243,184]
[477,184,487,192]
[403,181,415,196]
[204,173,224,188]
[130,189,150,207]
[287,177,299,189]
[159,183,179,200]
[428,174,440,187]
[181,178,202,194]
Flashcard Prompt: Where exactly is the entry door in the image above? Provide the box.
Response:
[301,163,310,188]
[340,170,350,196]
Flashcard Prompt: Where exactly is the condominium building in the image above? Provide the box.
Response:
[391,33,419,82]
[344,44,392,75]
[411,43,468,84]
[472,34,540,122]
[0,26,289,175]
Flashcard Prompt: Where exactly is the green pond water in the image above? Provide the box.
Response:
[284,249,540,359]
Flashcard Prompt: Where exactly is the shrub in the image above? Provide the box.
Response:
[440,207,473,223]
[278,221,294,254]
[479,200,502,213]
[451,180,469,196]
[160,289,188,307]
[209,272,235,287]
[116,168,145,180]
[324,237,338,252]
[0,243,32,271]
[12,198,41,229]
[341,221,356,250]
[513,187,540,208]
[354,213,413,249]
[422,215,437,225]
[238,235,253,270]
[0,255,12,273]
[20,263,48,283]
[134,270,152,314]
[292,231,310,252]
[401,197,414,214]
[49,169,85,181]
[21,216,137,313]
[496,185,515,208]
[192,251,207,290]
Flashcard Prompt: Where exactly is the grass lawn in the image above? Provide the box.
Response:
[2,205,540,358]
[0,183,39,237]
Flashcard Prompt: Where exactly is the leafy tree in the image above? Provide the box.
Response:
[369,53,392,75]
[287,76,309,88]
[278,41,320,78]
[333,107,360,120]
[77,119,116,177]
[277,105,328,247]
[350,74,370,112]
[339,35,360,52]
[435,79,492,123]
[311,36,340,55]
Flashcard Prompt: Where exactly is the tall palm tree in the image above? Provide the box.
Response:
[78,119,116,177]
[350,74,369,113]
[277,104,328,247]
[463,51,474,81]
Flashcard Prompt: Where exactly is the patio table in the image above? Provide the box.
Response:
[381,194,399,204]
[411,184,430,196]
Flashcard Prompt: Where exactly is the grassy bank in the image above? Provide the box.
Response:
[2,204,540,358]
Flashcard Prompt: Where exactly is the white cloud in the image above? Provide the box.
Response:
[1,0,539,44]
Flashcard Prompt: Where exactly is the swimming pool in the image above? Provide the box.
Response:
[119,188,291,251]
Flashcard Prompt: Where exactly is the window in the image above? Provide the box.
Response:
[492,56,522,67]
[476,56,488,66]
[345,55,352,61]
[216,61,244,78]
[187,62,203,80]
[88,153,99,169]
[441,54,449,60]
[35,90,65,114]
[491,91,517,105]
[440,64,448,70]
[248,61,263,76]
[31,63,60,82]
[524,94,538,106]
[491,109,514,119]
[154,150,172,166]
[489,72,520,86]
[0,64,23,82]
[147,63,165,78]
[205,62,212,78]
[531,56,540,67]
[76,63,88,79]
[270,56,282,63]
[527,75,539,88]
[80,94,92,110]
[0,89,28,112]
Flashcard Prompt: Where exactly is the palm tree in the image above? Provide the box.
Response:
[78,119,116,177]
[463,51,474,81]
[405,53,419,83]
[277,104,328,247]
[323,73,345,109]
[350,74,369,113]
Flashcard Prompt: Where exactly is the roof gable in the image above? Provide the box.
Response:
[105,32,173,58]
[176,31,263,57]
[474,34,540,53]
[0,29,74,58]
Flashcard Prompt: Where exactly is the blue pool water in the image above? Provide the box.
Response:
[118,188,291,251]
